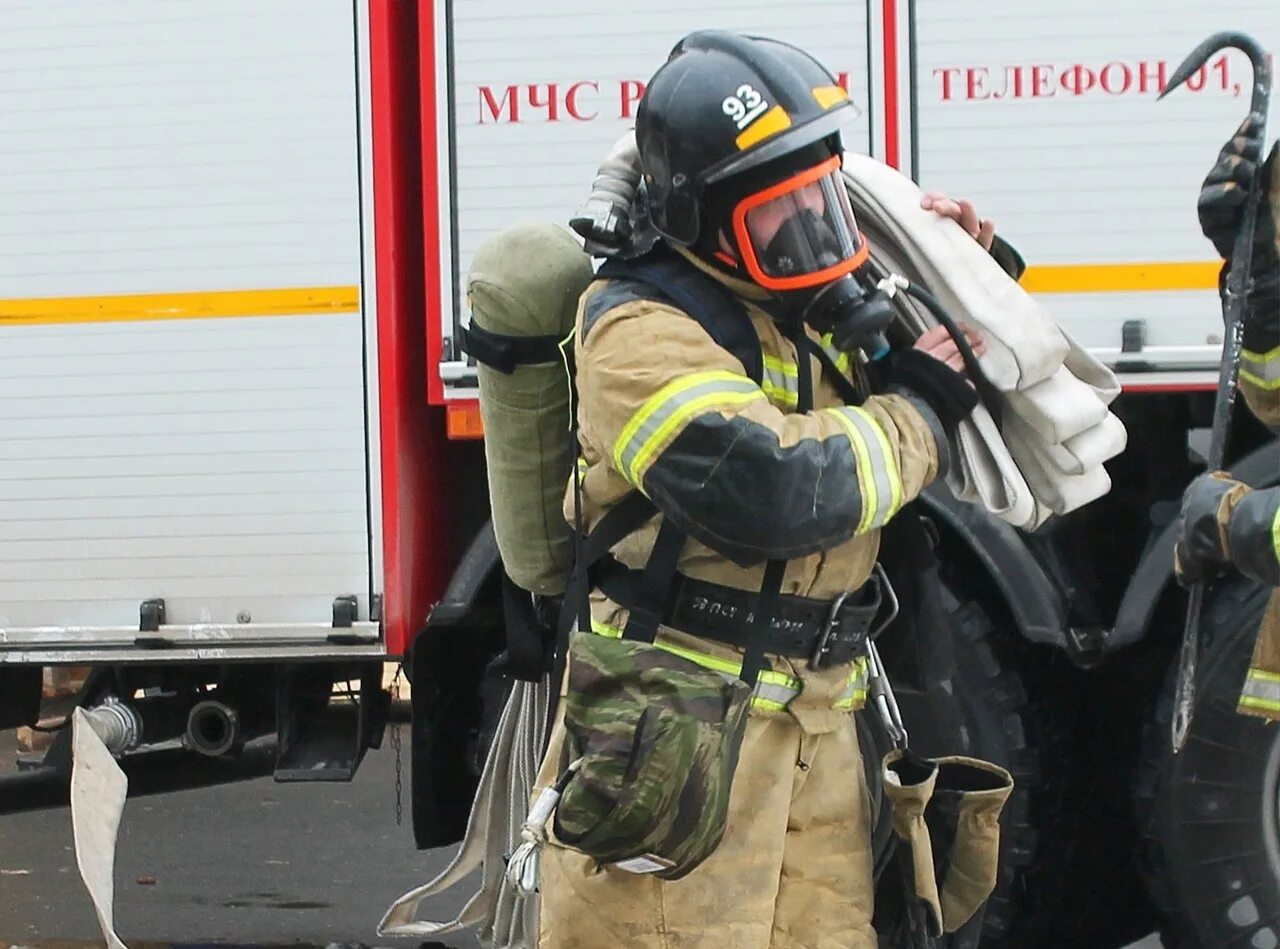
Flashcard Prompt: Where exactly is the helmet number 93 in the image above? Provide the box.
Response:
[723,84,770,130]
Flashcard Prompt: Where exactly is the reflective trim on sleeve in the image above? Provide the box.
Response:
[1240,667,1280,714]
[825,406,904,532]
[613,371,765,486]
[1241,344,1280,391]
[1272,499,1280,566]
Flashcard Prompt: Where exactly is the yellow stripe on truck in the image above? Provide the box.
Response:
[1021,262,1220,294]
[0,286,360,327]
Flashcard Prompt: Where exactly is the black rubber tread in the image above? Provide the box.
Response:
[1137,578,1276,949]
[935,545,1162,949]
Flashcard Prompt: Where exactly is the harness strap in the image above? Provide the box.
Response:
[740,560,786,689]
[621,517,687,644]
[598,248,765,385]
[811,341,866,406]
[458,322,564,374]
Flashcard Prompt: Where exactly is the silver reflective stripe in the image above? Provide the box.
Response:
[615,373,761,483]
[707,668,800,708]
[1242,346,1280,389]
[829,406,902,531]
[1241,670,1280,710]
[762,363,799,409]
[836,667,870,707]
[753,680,802,707]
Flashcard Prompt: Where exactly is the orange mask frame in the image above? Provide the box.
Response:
[730,155,870,291]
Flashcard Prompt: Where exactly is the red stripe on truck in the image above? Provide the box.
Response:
[882,0,900,169]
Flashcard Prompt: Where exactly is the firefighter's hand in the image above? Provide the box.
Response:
[890,339,981,435]
[913,323,987,374]
[1174,472,1250,587]
[921,193,996,251]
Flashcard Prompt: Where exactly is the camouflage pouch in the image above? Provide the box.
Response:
[551,630,752,880]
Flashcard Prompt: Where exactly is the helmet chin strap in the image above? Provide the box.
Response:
[686,227,745,276]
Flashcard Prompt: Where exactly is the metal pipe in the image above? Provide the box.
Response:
[80,698,144,755]
[184,700,241,757]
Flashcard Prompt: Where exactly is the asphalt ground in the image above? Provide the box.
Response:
[0,725,467,948]
[0,727,1165,948]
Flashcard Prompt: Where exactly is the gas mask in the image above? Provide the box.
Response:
[729,155,892,357]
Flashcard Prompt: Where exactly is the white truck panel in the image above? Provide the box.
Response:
[439,0,876,392]
[913,0,1280,361]
[0,1,380,655]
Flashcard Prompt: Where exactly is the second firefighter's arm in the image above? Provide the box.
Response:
[1229,485,1280,587]
[1177,476,1280,588]
[577,294,944,566]
[1239,320,1280,435]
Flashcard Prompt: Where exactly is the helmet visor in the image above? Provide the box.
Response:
[732,155,868,290]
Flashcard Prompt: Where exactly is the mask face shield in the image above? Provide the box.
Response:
[731,155,869,291]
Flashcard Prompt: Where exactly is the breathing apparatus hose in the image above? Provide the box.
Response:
[872,271,1004,429]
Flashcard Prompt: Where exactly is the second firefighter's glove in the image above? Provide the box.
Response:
[888,347,979,435]
[1198,114,1272,258]
[1174,471,1250,586]
[1197,115,1279,350]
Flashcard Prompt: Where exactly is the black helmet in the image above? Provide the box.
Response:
[635,31,859,249]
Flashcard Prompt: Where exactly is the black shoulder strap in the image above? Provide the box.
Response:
[597,249,764,385]
[811,342,867,406]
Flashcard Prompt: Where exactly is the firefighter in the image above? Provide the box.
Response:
[534,31,1009,948]
[1175,115,1280,718]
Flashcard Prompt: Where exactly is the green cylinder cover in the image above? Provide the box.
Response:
[468,222,595,595]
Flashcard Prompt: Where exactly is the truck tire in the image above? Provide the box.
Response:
[1138,578,1276,949]
[907,556,1159,949]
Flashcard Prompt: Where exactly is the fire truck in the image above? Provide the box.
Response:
[1,1,1278,946]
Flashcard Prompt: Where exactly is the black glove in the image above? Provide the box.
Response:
[1173,472,1248,587]
[888,347,978,436]
[1198,115,1279,350]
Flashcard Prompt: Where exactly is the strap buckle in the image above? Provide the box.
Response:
[867,562,900,640]
[810,591,851,669]
[809,563,899,670]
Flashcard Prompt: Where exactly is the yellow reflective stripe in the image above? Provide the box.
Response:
[1271,503,1280,565]
[650,638,802,691]
[593,620,623,639]
[825,407,903,532]
[762,378,799,409]
[1241,369,1280,391]
[589,620,817,709]
[819,333,853,374]
[1244,343,1280,389]
[834,657,870,709]
[761,355,799,409]
[862,408,905,521]
[826,409,877,531]
[613,371,763,486]
[1242,344,1280,391]
[1241,695,1280,713]
[763,355,799,378]
[1240,668,1280,711]
[753,697,790,712]
[760,340,851,410]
